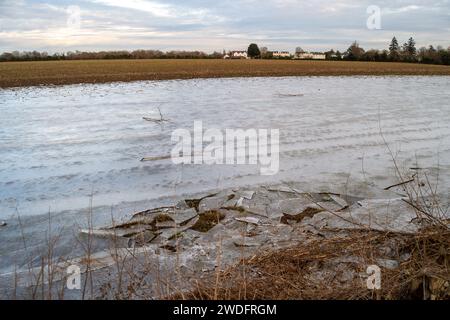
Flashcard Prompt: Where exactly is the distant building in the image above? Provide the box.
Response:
[229,51,248,59]
[272,51,291,58]
[294,48,326,60]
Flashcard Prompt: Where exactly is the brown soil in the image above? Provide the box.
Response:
[1,59,450,88]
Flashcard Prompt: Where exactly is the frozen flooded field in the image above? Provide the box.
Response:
[0,76,449,223]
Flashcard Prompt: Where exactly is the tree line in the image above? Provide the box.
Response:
[339,37,450,65]
[246,38,449,65]
[0,50,224,62]
[1,37,449,65]
[245,39,449,65]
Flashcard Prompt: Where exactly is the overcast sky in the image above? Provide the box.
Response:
[0,0,449,53]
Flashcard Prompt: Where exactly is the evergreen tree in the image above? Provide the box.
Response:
[402,42,409,53]
[407,37,417,56]
[389,37,400,60]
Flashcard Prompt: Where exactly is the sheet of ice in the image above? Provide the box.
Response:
[0,76,449,221]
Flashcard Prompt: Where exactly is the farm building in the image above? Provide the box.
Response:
[294,49,326,60]
[228,51,248,59]
[272,51,291,58]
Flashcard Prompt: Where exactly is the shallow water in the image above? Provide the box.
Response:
[1,76,449,221]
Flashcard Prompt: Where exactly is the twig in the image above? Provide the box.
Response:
[402,199,448,229]
[384,177,415,190]
[140,155,171,162]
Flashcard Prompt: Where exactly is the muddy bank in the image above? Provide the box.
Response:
[2,184,448,300]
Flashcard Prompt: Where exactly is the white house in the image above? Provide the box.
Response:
[294,50,326,60]
[229,51,248,59]
[272,51,291,58]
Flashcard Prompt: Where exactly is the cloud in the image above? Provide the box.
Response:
[86,0,226,23]
[89,0,173,17]
[382,5,422,14]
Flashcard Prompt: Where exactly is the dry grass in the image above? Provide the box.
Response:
[178,226,449,300]
[1,59,450,88]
